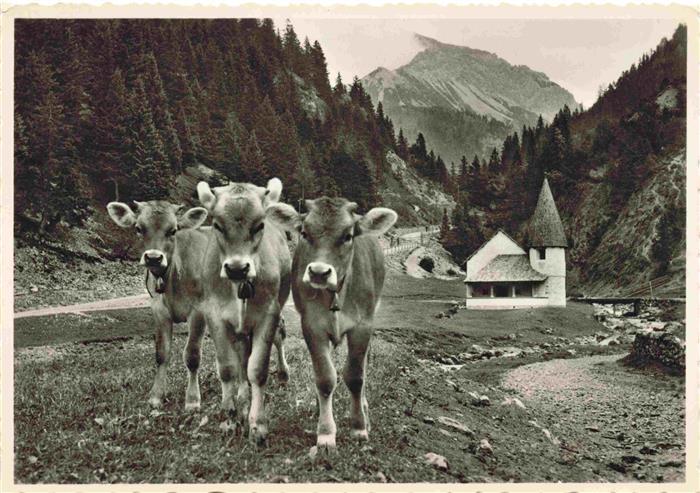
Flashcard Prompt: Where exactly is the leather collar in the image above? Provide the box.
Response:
[329,275,346,312]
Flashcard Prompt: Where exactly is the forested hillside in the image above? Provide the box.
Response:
[14,19,450,257]
[441,25,687,295]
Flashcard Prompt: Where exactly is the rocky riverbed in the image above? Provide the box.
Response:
[427,300,685,372]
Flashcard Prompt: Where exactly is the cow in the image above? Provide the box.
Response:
[106,199,292,412]
[106,200,209,410]
[196,177,291,445]
[266,196,397,454]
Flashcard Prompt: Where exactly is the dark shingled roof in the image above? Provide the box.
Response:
[526,178,568,248]
[466,254,548,282]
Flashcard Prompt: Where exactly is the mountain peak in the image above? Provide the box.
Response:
[414,33,446,50]
[361,35,578,164]
[413,33,497,60]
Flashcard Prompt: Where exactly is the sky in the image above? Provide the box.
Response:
[274,18,680,108]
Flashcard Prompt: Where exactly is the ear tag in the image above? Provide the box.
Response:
[238,280,255,300]
[155,277,166,294]
[330,292,341,312]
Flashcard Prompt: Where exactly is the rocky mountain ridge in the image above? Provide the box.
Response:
[362,34,577,164]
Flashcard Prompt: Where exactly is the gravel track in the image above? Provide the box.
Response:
[503,354,685,482]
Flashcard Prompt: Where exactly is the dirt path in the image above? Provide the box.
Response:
[502,354,685,482]
[15,231,440,320]
[14,294,151,319]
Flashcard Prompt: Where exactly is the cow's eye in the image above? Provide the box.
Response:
[343,233,353,243]
[166,227,177,237]
[252,222,265,235]
[213,222,223,233]
[135,225,142,235]
[300,230,308,240]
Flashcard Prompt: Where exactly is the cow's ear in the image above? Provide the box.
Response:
[107,202,137,228]
[356,207,398,236]
[265,177,283,205]
[265,203,300,232]
[179,207,208,229]
[197,181,216,210]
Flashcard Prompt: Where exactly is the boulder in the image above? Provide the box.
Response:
[437,416,474,436]
[625,329,685,372]
[424,452,449,471]
[476,439,493,458]
[501,397,526,410]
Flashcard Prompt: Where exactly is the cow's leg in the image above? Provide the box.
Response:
[303,319,337,454]
[183,311,206,411]
[233,333,251,427]
[344,326,372,441]
[273,321,290,384]
[149,312,173,408]
[246,306,279,445]
[209,317,242,414]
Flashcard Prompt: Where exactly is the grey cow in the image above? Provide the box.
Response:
[106,201,209,410]
[196,178,292,445]
[107,199,290,413]
[267,196,397,454]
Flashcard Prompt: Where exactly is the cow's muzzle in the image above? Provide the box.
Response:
[222,258,255,282]
[304,262,338,290]
[224,263,249,281]
[141,250,167,269]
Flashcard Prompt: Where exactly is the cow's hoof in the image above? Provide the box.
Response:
[148,396,163,408]
[225,407,238,422]
[221,399,236,415]
[249,426,268,447]
[351,429,369,441]
[314,434,337,456]
[276,369,290,385]
[184,401,201,412]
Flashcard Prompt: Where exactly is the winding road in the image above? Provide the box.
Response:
[14,225,441,320]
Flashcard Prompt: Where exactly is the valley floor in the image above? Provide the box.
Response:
[12,270,686,484]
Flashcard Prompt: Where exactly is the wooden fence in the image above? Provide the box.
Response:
[383,241,421,256]
[624,274,673,298]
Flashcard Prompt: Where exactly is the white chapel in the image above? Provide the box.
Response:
[464,178,568,309]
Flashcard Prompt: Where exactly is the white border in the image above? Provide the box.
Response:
[1,4,698,493]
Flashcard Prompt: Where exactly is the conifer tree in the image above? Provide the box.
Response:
[333,72,346,98]
[283,22,305,76]
[411,132,428,162]
[218,111,246,179]
[397,128,409,160]
[94,68,132,200]
[127,77,172,200]
[142,52,183,173]
[440,207,450,238]
[241,130,268,181]
[309,40,331,100]
[488,147,500,169]
[175,106,200,167]
[470,154,481,173]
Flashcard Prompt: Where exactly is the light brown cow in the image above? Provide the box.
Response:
[266,196,397,454]
[196,178,291,445]
[106,200,209,410]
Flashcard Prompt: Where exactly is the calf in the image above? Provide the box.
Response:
[196,178,291,444]
[266,197,397,453]
[106,200,209,410]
